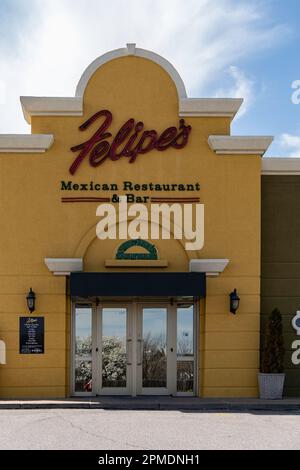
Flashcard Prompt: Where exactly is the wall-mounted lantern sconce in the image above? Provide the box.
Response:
[26,288,36,314]
[230,289,240,315]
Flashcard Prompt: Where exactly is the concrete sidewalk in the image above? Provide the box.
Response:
[1,396,300,411]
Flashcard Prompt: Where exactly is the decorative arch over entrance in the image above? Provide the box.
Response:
[73,218,199,265]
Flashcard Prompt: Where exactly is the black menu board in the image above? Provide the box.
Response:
[20,317,44,354]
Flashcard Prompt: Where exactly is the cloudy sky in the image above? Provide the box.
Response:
[0,0,300,156]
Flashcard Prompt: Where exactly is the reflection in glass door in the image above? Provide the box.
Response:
[142,308,167,388]
[136,306,172,395]
[72,301,197,396]
[98,306,131,395]
[74,305,93,393]
[177,305,195,394]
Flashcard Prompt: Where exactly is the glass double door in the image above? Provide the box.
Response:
[73,302,196,396]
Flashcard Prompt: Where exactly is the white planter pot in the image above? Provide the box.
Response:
[258,373,285,400]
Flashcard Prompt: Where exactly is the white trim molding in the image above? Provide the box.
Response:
[20,44,245,123]
[0,340,6,365]
[189,259,229,277]
[0,134,54,153]
[21,97,83,125]
[179,98,243,118]
[45,258,83,276]
[75,43,187,99]
[208,136,273,156]
[262,158,300,175]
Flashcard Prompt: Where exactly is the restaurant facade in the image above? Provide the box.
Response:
[0,44,299,398]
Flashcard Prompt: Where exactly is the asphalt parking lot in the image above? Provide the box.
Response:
[0,409,299,450]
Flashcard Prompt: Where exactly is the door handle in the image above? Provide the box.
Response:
[137,338,143,366]
[126,338,132,365]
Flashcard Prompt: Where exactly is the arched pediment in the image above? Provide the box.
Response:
[76,44,187,99]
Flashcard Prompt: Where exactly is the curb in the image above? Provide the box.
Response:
[0,403,300,411]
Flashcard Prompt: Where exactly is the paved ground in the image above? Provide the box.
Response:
[0,409,299,450]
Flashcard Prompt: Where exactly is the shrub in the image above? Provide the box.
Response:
[261,308,285,374]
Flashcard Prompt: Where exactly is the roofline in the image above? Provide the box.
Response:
[20,44,243,124]
[262,157,300,175]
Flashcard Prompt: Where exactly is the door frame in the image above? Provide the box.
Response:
[136,302,175,396]
[96,302,133,396]
[70,298,199,397]
[176,301,198,397]
[70,301,95,397]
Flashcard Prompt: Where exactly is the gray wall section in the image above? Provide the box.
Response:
[261,175,300,396]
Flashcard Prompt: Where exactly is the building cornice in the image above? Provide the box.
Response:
[0,134,54,153]
[262,158,300,175]
[21,96,243,124]
[45,258,83,276]
[20,44,243,123]
[20,97,83,124]
[189,259,229,277]
[208,135,273,156]
[179,98,243,118]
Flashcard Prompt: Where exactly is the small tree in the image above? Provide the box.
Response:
[262,308,285,374]
[102,337,127,387]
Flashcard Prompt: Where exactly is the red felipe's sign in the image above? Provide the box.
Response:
[69,110,192,175]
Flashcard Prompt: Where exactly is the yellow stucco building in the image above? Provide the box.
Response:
[0,44,274,399]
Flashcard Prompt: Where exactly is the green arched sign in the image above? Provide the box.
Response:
[116,240,158,260]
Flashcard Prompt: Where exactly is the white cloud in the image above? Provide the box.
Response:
[214,66,255,118]
[0,0,289,132]
[278,133,300,158]
[0,79,6,105]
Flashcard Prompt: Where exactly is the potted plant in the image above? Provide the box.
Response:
[259,308,285,399]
